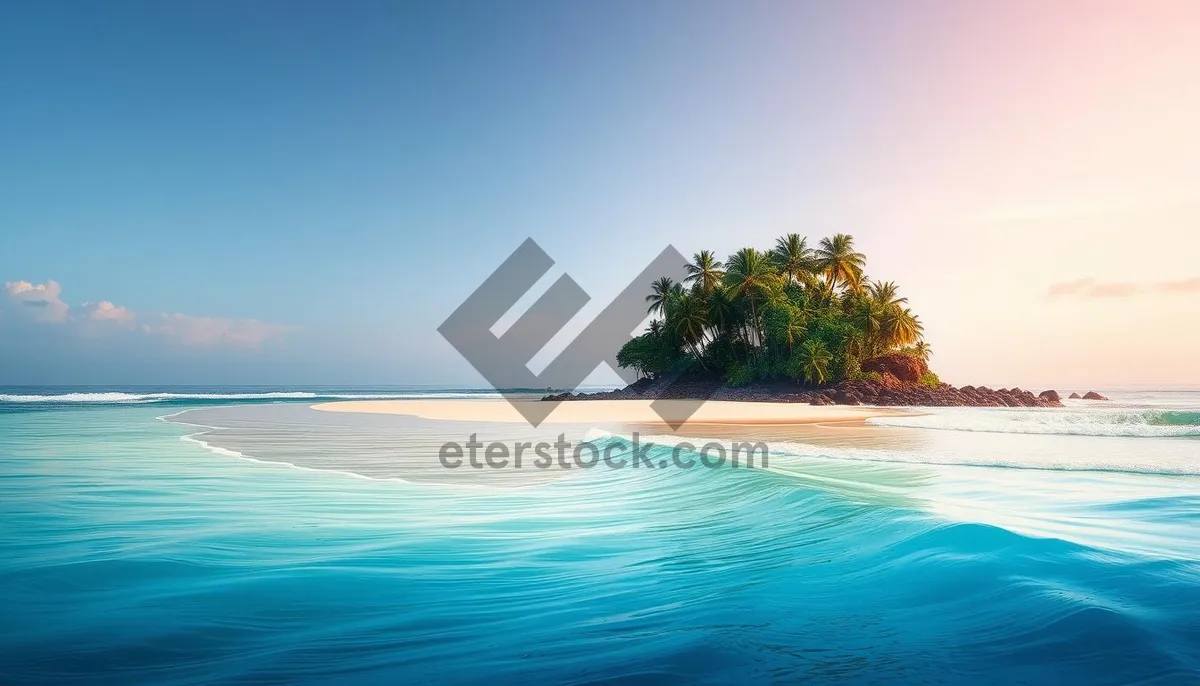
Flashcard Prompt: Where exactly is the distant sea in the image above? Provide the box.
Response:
[2,386,1198,684]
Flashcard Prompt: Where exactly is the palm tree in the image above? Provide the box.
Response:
[796,339,833,385]
[646,276,675,316]
[725,247,777,346]
[881,307,923,349]
[619,232,937,391]
[784,313,806,355]
[771,234,816,288]
[867,280,906,308]
[684,250,725,296]
[910,340,932,361]
[903,310,925,345]
[705,286,741,359]
[670,291,710,371]
[852,299,886,357]
[815,233,866,295]
[645,277,683,317]
[705,287,735,335]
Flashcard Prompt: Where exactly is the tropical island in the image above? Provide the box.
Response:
[549,234,1094,407]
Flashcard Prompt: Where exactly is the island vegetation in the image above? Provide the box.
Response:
[616,233,938,388]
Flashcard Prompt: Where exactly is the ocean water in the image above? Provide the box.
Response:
[1,387,1199,684]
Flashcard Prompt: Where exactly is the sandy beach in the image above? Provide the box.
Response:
[312,398,903,426]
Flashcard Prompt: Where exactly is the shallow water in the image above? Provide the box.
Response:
[1,388,1198,683]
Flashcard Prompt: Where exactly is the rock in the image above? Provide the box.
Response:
[861,353,928,384]
[1082,391,1109,401]
[1038,390,1061,402]
[1069,392,1082,399]
[834,388,861,405]
[553,373,1064,408]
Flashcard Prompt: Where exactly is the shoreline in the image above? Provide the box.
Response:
[545,376,1083,408]
[312,398,908,427]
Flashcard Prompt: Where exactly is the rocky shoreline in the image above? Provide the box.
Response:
[543,353,1110,408]
[544,378,1113,408]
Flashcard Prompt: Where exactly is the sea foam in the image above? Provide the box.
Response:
[867,407,1200,438]
[0,391,504,403]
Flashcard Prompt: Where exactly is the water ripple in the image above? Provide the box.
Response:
[1,401,1199,683]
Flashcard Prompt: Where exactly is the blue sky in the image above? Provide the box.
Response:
[4,2,1199,386]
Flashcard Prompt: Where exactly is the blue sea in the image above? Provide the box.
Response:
[2,386,1199,684]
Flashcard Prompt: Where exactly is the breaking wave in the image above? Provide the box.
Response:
[867,407,1200,438]
[3,388,1199,682]
[0,390,506,404]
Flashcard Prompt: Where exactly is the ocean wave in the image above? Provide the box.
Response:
[767,439,1200,475]
[7,422,1198,684]
[867,408,1200,438]
[582,429,1200,561]
[178,432,420,486]
[585,427,1200,476]
[0,391,505,404]
[5,393,1200,682]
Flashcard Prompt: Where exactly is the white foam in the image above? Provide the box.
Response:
[866,407,1200,438]
[0,391,505,403]
[582,425,1200,475]
[179,432,416,485]
[0,392,167,403]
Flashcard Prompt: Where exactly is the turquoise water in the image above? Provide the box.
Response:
[2,388,1199,683]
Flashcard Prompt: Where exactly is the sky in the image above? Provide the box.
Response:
[2,0,1199,388]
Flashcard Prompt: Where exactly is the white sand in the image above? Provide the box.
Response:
[312,398,899,426]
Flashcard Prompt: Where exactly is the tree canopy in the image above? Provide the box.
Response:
[618,234,931,387]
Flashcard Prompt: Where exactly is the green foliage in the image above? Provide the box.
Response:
[725,363,753,387]
[615,328,682,379]
[762,301,806,354]
[902,341,933,361]
[752,355,778,380]
[793,339,833,385]
[842,356,866,381]
[619,233,931,388]
[784,355,808,383]
[919,371,941,388]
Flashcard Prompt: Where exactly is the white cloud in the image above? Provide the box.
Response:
[141,313,289,348]
[82,301,137,324]
[4,280,69,322]
[4,278,290,349]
